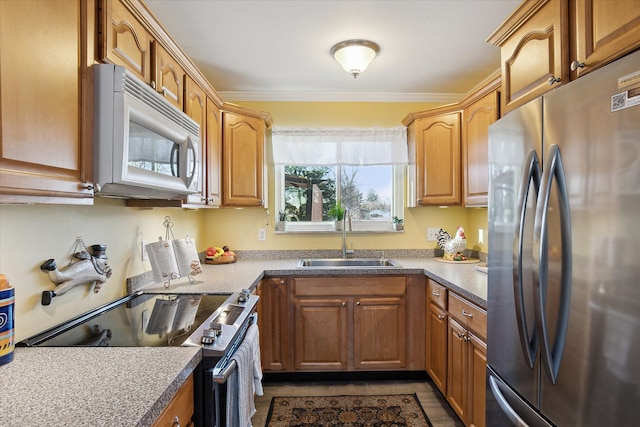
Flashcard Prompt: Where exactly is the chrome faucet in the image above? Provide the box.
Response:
[342,208,353,258]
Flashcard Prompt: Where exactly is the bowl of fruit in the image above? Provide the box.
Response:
[205,245,236,264]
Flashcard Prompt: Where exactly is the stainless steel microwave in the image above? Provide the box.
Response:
[93,64,200,199]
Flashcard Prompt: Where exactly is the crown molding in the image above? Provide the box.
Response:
[218,90,464,104]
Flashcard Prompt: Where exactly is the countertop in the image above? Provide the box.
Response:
[3,255,486,426]
[139,257,488,308]
[0,346,201,427]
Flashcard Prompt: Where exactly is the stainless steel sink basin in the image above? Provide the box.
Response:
[297,258,402,268]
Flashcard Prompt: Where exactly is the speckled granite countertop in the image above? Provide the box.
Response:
[138,256,487,308]
[0,347,201,427]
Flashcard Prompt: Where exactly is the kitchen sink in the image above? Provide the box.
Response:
[296,258,402,268]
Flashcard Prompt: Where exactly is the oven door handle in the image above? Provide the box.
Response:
[212,359,237,384]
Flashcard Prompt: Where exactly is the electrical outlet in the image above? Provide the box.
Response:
[258,228,267,241]
[427,228,440,241]
[141,241,149,261]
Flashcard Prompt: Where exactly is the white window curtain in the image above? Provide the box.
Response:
[271,126,408,166]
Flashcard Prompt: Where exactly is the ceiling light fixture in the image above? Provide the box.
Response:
[330,39,380,79]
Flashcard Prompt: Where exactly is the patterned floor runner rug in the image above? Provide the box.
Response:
[265,393,433,427]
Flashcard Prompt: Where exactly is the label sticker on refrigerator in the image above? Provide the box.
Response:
[618,69,640,89]
[611,88,640,112]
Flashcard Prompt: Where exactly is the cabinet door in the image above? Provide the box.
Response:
[205,98,222,207]
[491,0,569,113]
[426,302,448,395]
[353,297,406,370]
[294,297,348,370]
[153,42,184,110]
[0,0,93,204]
[412,112,461,205]
[222,112,265,207]
[447,317,468,423]
[258,278,291,372]
[468,333,487,427]
[462,90,499,207]
[101,0,153,83]
[573,0,640,78]
[184,76,206,206]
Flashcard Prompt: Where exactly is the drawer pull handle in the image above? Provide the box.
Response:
[437,314,445,320]
[462,309,474,318]
[431,290,440,297]
[172,416,181,427]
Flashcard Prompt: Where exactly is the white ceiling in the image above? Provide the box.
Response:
[143,0,520,103]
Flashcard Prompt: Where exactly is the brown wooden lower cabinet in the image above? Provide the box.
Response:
[426,279,487,427]
[259,275,425,373]
[426,302,448,394]
[151,374,194,427]
[256,277,291,371]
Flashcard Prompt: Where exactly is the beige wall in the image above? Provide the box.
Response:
[0,199,202,340]
[1,100,488,341]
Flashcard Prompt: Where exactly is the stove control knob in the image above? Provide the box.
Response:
[238,289,250,303]
[201,328,218,345]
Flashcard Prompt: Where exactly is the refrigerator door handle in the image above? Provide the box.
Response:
[513,149,541,368]
[489,374,530,426]
[533,144,573,384]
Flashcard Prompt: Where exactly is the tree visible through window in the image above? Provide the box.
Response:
[282,165,393,223]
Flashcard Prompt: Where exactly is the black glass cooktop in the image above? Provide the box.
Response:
[19,293,229,347]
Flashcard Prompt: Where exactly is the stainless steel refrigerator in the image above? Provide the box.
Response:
[487,49,640,427]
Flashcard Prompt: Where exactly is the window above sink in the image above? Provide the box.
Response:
[272,127,407,233]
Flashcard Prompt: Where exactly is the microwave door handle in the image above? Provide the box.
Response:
[513,149,541,369]
[185,138,197,188]
[533,144,572,384]
[170,143,179,177]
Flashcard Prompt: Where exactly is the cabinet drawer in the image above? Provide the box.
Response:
[448,293,486,340]
[294,277,406,297]
[427,280,447,309]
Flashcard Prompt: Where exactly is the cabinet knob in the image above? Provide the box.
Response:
[462,309,474,318]
[570,60,585,72]
[151,80,156,90]
[437,314,445,320]
[356,301,361,306]
[342,302,346,307]
[548,76,561,85]
[83,182,101,193]
[172,416,181,427]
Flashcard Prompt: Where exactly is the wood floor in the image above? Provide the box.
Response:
[251,379,464,427]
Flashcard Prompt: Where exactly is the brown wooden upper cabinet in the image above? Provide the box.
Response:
[407,111,462,206]
[0,0,94,204]
[205,98,223,207]
[222,106,269,207]
[183,76,207,206]
[153,42,185,110]
[488,0,640,114]
[100,0,153,84]
[462,87,500,207]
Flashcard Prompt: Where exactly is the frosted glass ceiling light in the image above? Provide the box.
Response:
[330,39,380,78]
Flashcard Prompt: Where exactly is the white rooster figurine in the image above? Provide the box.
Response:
[437,226,467,261]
